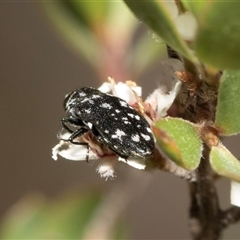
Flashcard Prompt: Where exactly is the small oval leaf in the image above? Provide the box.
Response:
[210,144,240,182]
[154,117,202,170]
[215,70,240,135]
[152,125,182,165]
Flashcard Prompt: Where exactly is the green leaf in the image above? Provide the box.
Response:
[152,125,182,165]
[210,144,240,182]
[42,1,138,71]
[0,191,127,239]
[123,0,196,63]
[42,1,100,67]
[65,1,110,26]
[181,1,208,15]
[154,117,202,170]
[184,2,240,69]
[130,35,166,77]
[215,70,240,135]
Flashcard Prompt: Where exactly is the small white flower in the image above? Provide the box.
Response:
[98,77,141,105]
[52,78,181,179]
[52,133,98,161]
[145,80,181,120]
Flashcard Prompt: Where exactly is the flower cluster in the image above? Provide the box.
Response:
[52,77,181,180]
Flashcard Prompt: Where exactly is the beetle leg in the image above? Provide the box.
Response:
[61,117,86,133]
[68,128,89,144]
[59,117,88,138]
[68,128,90,162]
[59,120,90,162]
[59,117,89,144]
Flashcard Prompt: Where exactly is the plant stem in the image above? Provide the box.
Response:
[188,151,240,240]
[189,147,221,240]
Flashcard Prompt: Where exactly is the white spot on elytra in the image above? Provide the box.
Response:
[124,121,130,124]
[135,115,140,120]
[131,134,140,142]
[115,109,120,113]
[91,94,101,99]
[127,113,134,118]
[120,101,127,107]
[146,127,152,133]
[105,130,109,134]
[87,122,93,129]
[141,133,151,141]
[101,103,112,109]
[84,109,91,114]
[112,129,126,139]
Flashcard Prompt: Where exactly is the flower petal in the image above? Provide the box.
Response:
[118,157,146,170]
[98,82,112,94]
[231,180,240,207]
[145,80,181,119]
[52,139,98,161]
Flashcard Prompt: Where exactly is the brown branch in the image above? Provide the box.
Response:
[220,206,240,229]
[168,47,239,240]
[188,148,240,240]
[189,147,222,240]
